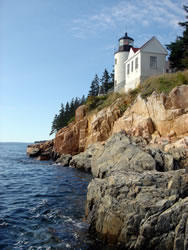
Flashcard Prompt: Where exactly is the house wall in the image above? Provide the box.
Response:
[141,52,166,80]
[114,51,129,92]
[125,53,141,92]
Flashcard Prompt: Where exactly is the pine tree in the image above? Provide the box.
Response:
[50,96,86,135]
[109,68,114,90]
[167,5,188,70]
[88,74,100,96]
[179,5,188,68]
[100,69,110,93]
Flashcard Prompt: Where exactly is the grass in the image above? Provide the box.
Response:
[85,70,188,116]
[139,71,188,99]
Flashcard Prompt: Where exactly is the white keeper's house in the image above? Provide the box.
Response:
[114,33,168,93]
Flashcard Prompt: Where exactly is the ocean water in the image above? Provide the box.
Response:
[0,143,106,250]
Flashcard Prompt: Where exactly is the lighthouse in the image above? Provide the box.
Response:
[114,32,134,92]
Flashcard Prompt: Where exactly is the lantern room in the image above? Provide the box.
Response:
[118,32,134,52]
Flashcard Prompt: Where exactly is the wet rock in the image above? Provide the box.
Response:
[27,146,41,157]
[37,151,51,161]
[27,140,54,159]
[56,154,72,166]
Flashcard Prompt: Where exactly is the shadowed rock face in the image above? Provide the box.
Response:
[85,132,188,249]
[27,140,54,160]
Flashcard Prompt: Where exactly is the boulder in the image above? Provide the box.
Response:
[70,143,104,171]
[85,132,188,249]
[56,154,72,166]
[75,105,87,122]
[85,105,121,148]
[169,85,188,110]
[27,140,54,159]
[27,146,41,157]
[113,87,188,139]
[86,170,188,249]
[37,152,51,161]
[91,132,156,178]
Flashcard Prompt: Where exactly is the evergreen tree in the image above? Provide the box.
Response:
[179,5,188,68]
[88,74,100,96]
[109,68,114,90]
[80,95,86,104]
[100,69,110,93]
[167,5,188,70]
[50,96,86,135]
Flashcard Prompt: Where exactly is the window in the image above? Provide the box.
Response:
[150,56,157,69]
[131,61,134,72]
[115,58,117,65]
[135,57,138,69]
[127,64,130,74]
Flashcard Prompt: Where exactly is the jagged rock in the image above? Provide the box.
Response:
[37,151,51,161]
[54,103,120,156]
[70,143,104,171]
[85,132,188,249]
[113,86,188,139]
[85,105,121,148]
[75,105,87,122]
[27,140,54,158]
[169,85,188,110]
[56,154,72,166]
[27,147,41,157]
[86,170,188,249]
[91,133,156,178]
[164,137,188,151]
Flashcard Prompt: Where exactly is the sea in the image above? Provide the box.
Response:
[0,143,110,250]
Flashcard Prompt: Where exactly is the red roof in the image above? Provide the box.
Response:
[132,47,140,53]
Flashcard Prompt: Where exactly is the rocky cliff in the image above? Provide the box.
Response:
[27,85,188,249]
[29,85,187,158]
[55,85,188,156]
[27,85,188,159]
[85,132,188,249]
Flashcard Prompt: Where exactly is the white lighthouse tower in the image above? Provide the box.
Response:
[114,32,134,92]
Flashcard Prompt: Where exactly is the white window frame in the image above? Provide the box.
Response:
[150,56,157,69]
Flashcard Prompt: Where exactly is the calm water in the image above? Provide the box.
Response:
[0,143,103,250]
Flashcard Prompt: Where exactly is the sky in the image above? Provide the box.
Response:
[0,0,187,142]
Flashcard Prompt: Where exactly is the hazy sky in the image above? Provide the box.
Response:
[0,0,186,142]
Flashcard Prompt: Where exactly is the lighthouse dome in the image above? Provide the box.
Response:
[118,32,134,52]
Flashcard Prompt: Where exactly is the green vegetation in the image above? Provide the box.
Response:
[50,70,188,135]
[50,96,86,135]
[139,71,188,98]
[166,5,188,70]
[86,70,188,114]
[88,69,114,96]
[50,68,114,135]
[50,5,188,135]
